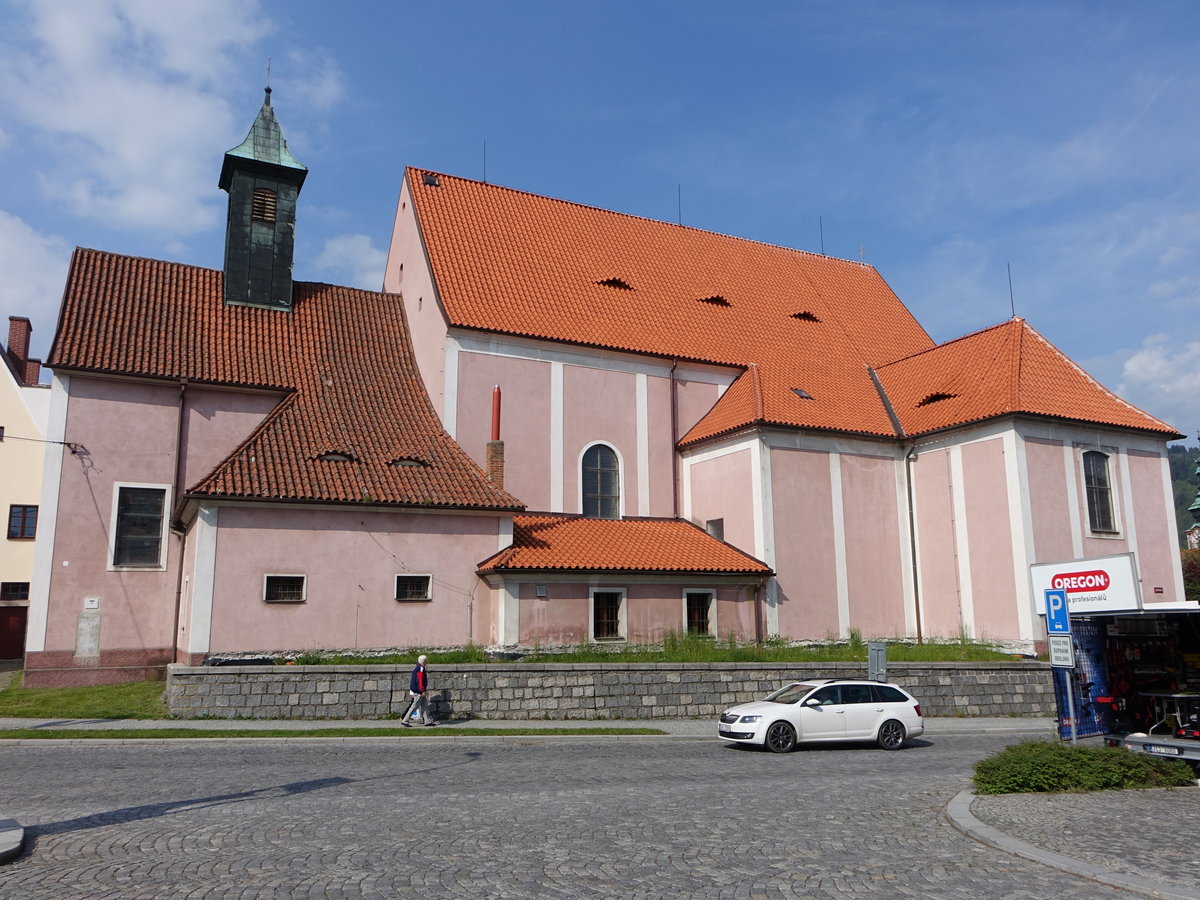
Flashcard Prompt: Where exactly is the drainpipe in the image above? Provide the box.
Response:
[170,378,188,664]
[905,443,924,645]
[753,575,766,643]
[670,360,679,518]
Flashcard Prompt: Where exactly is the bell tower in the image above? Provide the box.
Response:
[219,87,307,309]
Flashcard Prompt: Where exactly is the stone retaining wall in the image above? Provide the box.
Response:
[165,660,1055,720]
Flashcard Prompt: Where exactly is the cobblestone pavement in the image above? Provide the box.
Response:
[971,788,1200,893]
[0,733,1160,899]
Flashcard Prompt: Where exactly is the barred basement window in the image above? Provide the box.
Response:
[264,575,307,603]
[686,591,715,636]
[592,589,625,641]
[396,575,432,601]
[251,188,278,222]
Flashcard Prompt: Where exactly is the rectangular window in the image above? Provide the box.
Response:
[7,505,37,539]
[0,582,30,602]
[685,591,715,636]
[264,575,307,603]
[592,590,625,641]
[1083,450,1116,533]
[395,575,432,601]
[112,487,167,567]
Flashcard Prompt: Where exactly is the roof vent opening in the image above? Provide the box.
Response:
[792,388,814,401]
[917,392,958,407]
[389,456,429,468]
[315,451,357,462]
[596,277,633,290]
[421,172,440,187]
[697,295,730,307]
[790,311,820,322]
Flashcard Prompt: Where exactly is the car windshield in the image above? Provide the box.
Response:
[764,683,818,705]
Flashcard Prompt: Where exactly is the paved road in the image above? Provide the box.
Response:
[0,732,1159,899]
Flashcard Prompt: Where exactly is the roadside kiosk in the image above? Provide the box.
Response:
[1031,553,1200,754]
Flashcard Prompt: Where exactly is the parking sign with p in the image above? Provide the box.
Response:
[1044,588,1070,634]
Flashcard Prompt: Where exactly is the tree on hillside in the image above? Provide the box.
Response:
[1181,549,1200,603]
[1168,445,1200,547]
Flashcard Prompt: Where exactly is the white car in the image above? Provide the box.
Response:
[718,680,925,752]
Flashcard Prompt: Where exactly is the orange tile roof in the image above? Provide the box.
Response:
[49,248,524,510]
[407,169,1179,442]
[875,318,1179,438]
[478,514,772,575]
[408,169,934,441]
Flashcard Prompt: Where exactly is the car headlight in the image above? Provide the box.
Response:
[739,715,761,723]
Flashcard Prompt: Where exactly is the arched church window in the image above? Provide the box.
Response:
[582,444,620,519]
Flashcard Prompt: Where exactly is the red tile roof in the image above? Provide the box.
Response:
[407,169,934,441]
[49,248,523,510]
[875,318,1179,437]
[478,514,772,575]
[407,169,1179,441]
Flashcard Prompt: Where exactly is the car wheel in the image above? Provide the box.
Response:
[876,719,906,750]
[765,720,797,753]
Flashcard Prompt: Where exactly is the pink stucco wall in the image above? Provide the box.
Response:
[1025,437,1074,563]
[961,439,1018,640]
[383,179,448,413]
[687,449,756,555]
[647,375,677,516]
[45,378,180,653]
[515,582,756,645]
[912,448,961,638]
[200,506,504,653]
[1128,448,1180,605]
[675,377,723,439]
[839,453,907,637]
[456,352,553,509]
[181,387,282,488]
[769,447,840,638]
[563,366,639,515]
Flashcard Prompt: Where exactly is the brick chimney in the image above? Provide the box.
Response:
[486,385,504,488]
[5,316,41,386]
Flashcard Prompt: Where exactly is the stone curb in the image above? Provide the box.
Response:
[0,818,23,864]
[945,789,1200,900]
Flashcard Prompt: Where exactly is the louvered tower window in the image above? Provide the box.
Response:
[251,188,278,222]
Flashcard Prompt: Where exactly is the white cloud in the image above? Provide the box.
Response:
[1116,334,1200,438]
[280,48,347,112]
[0,0,273,236]
[313,234,387,292]
[0,212,71,359]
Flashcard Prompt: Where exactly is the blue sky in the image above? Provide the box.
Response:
[2,0,1198,439]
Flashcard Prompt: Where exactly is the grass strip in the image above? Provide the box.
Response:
[0,672,168,719]
[0,726,666,740]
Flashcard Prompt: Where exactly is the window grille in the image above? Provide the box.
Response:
[593,591,623,640]
[264,575,306,603]
[395,575,432,601]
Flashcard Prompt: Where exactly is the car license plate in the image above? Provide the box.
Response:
[1142,744,1180,756]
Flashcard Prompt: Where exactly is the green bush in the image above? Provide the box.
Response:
[974,739,1196,794]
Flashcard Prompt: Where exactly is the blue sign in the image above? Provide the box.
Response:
[1044,588,1070,634]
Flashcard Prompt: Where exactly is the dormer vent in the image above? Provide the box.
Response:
[422,172,440,187]
[917,392,957,407]
[790,311,820,322]
[315,451,356,462]
[698,295,730,306]
[792,388,814,400]
[389,456,429,468]
[596,277,633,290]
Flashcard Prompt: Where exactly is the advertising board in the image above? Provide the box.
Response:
[1030,553,1141,615]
